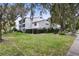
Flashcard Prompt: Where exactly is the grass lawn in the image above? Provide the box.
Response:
[0,32,74,56]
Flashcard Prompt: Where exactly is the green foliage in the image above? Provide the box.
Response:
[1,3,79,35]
[50,4,79,33]
[59,31,66,35]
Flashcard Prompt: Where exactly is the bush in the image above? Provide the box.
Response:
[52,29,59,34]
[59,31,66,35]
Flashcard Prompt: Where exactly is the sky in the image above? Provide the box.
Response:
[25,4,51,19]
[35,9,51,19]
[0,3,51,20]
[26,10,51,19]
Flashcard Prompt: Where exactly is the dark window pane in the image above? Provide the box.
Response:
[23,24,25,27]
[34,22,37,26]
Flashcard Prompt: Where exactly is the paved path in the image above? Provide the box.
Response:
[67,34,79,56]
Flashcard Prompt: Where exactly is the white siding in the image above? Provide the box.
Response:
[25,18,32,29]
[15,17,51,31]
[32,22,39,29]
[38,21,50,29]
[15,21,19,30]
[15,17,22,30]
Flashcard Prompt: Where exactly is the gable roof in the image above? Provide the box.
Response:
[16,16,49,22]
[15,17,22,22]
[25,17,48,22]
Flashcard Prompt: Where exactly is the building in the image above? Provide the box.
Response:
[15,16,50,32]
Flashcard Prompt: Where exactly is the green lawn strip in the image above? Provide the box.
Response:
[1,32,74,56]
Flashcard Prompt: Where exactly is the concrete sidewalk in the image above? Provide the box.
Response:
[67,34,79,56]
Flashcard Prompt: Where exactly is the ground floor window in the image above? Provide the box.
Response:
[22,24,25,27]
[34,22,37,26]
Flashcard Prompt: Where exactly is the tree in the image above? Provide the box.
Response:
[0,3,8,41]
[48,3,79,35]
[0,6,3,41]
[0,3,28,41]
[68,4,79,35]
[7,3,27,32]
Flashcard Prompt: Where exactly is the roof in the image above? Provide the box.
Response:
[15,17,22,22]
[24,17,48,22]
[32,18,45,22]
[16,16,48,22]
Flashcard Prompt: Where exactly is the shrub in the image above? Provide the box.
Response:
[59,31,66,35]
[53,29,59,34]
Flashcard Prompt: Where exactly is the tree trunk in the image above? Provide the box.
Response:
[50,18,53,31]
[59,4,65,32]
[71,17,76,36]
[0,21,2,41]
[0,12,3,41]
[60,14,65,32]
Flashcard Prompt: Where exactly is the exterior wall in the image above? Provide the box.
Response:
[31,20,50,29]
[15,21,19,30]
[32,22,39,29]
[15,17,22,30]
[38,20,50,29]
[15,17,51,32]
[25,18,32,29]
[24,20,50,30]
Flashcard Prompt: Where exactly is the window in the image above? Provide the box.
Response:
[19,20,22,24]
[46,23,49,25]
[22,24,25,27]
[34,22,37,26]
[19,18,25,24]
[19,25,22,30]
[22,18,25,23]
